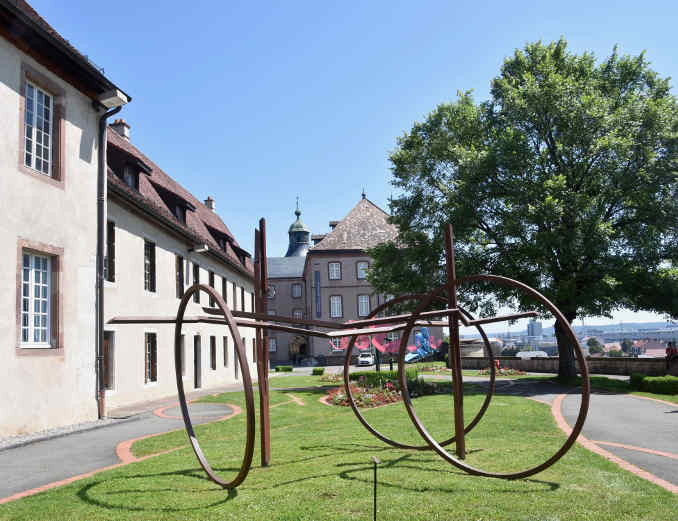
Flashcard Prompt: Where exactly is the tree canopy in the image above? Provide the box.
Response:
[369,39,678,378]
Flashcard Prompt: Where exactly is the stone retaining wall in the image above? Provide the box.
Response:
[462,356,667,376]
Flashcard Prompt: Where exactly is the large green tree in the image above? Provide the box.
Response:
[369,39,678,379]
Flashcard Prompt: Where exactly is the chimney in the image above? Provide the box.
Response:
[205,196,215,211]
[110,118,130,140]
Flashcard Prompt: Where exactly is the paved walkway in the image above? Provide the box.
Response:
[0,384,244,502]
[486,378,678,493]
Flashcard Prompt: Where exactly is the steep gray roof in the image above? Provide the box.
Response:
[311,198,398,251]
[267,256,306,278]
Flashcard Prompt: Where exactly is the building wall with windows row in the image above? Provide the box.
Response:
[103,199,257,410]
[0,0,131,436]
[0,1,257,436]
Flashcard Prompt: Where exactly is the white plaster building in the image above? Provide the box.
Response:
[0,0,130,436]
[0,1,257,436]
[103,124,257,411]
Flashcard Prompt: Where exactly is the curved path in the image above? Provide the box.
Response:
[558,390,678,493]
[0,400,236,503]
[478,378,678,494]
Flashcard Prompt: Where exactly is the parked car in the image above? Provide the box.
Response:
[357,352,375,366]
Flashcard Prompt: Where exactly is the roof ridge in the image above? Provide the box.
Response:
[310,197,398,251]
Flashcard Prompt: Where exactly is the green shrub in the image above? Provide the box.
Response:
[630,373,644,390]
[312,367,325,376]
[639,375,678,395]
[348,367,418,389]
[275,365,293,372]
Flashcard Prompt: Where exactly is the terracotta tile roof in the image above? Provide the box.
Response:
[311,198,398,252]
[4,1,128,97]
[11,1,82,57]
[106,128,253,277]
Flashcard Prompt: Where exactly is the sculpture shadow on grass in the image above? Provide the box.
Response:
[76,469,237,513]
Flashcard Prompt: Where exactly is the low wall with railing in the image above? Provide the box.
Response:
[461,356,667,376]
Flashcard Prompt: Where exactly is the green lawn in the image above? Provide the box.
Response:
[1,376,676,520]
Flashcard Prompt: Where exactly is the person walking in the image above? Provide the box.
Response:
[666,341,677,371]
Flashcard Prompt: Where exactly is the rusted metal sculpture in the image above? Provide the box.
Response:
[109,220,590,489]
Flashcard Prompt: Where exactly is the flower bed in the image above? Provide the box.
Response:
[478,367,526,376]
[326,376,450,407]
[327,384,401,408]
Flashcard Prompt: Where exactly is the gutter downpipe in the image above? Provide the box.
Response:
[96,105,122,419]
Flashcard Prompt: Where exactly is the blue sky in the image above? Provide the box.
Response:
[32,0,677,326]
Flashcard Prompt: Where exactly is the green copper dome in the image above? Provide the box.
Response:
[285,203,311,257]
[288,208,310,233]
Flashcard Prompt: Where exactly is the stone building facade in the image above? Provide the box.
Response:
[267,196,431,366]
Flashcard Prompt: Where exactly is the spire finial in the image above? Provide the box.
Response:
[361,187,366,199]
[295,196,301,217]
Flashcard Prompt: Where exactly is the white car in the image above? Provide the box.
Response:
[357,352,375,366]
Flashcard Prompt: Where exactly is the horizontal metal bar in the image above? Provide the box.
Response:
[466,311,538,327]
[344,308,458,328]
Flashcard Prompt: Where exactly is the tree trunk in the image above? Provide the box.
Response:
[554,311,578,382]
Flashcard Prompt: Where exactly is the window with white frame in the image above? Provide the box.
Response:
[330,295,342,318]
[24,82,53,176]
[21,252,51,346]
[356,261,369,280]
[291,283,302,298]
[358,295,370,317]
[328,262,341,280]
[330,338,342,351]
[269,338,277,352]
[293,309,303,320]
[144,241,156,292]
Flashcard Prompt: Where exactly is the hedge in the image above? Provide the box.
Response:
[638,375,678,395]
[348,368,419,389]
[630,373,645,390]
[312,367,325,376]
[275,365,293,372]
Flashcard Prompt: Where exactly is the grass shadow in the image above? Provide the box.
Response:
[76,469,237,513]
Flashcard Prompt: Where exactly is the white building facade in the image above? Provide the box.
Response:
[0,1,129,436]
[103,125,257,411]
[0,1,257,436]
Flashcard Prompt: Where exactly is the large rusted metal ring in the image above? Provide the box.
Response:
[343,293,496,450]
[174,284,255,489]
[398,275,590,479]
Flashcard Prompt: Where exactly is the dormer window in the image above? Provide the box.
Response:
[174,204,186,224]
[122,165,138,190]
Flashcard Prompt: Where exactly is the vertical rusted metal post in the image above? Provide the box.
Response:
[372,456,380,521]
[254,220,271,466]
[444,223,465,459]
